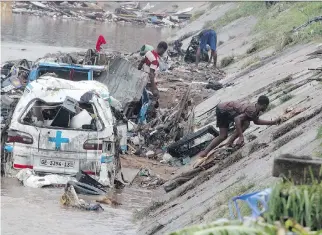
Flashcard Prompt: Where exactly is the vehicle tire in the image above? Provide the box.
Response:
[67,181,106,196]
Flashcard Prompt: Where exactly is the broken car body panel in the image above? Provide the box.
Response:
[8,76,116,176]
[97,56,148,109]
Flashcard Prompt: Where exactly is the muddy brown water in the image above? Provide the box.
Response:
[1,14,174,53]
[1,177,151,235]
[1,14,175,235]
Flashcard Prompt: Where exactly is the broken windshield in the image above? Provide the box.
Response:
[38,68,89,81]
[20,98,103,131]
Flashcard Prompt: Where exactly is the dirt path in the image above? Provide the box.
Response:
[121,155,179,180]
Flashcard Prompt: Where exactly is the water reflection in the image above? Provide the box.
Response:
[1,14,175,52]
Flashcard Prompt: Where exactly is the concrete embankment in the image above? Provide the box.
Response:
[138,2,322,234]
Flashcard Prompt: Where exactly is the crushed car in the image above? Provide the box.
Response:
[4,76,122,188]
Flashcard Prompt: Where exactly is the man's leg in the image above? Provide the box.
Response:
[196,127,228,158]
[208,31,217,67]
[212,50,217,68]
[226,121,250,147]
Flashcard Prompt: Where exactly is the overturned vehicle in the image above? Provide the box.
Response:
[3,76,122,187]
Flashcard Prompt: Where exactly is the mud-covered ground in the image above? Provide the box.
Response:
[2,3,322,235]
[137,2,322,235]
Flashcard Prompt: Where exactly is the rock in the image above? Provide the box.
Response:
[206,81,223,90]
[273,154,322,184]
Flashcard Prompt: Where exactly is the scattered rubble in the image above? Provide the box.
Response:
[11,1,194,27]
[60,182,104,211]
[0,44,227,194]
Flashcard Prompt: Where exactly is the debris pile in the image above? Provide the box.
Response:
[60,181,104,211]
[1,47,227,188]
[11,1,193,27]
[12,1,108,22]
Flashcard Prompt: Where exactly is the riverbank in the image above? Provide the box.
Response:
[1,42,84,62]
[137,2,322,234]
[1,2,321,235]
[11,1,207,27]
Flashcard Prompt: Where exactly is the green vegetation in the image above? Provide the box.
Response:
[254,2,322,45]
[213,182,256,220]
[208,2,322,51]
[241,56,260,69]
[279,94,294,103]
[191,10,205,21]
[170,179,322,234]
[170,220,279,235]
[210,2,264,30]
[220,55,234,68]
[209,2,223,9]
[266,103,276,112]
[317,126,322,140]
[246,40,266,54]
[316,126,322,158]
[265,179,322,230]
[203,20,215,29]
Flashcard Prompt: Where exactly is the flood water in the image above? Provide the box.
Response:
[1,14,174,61]
[1,14,175,235]
[1,177,151,235]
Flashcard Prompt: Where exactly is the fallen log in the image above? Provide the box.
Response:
[163,161,221,193]
[163,148,230,193]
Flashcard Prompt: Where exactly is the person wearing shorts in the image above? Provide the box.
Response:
[196,95,281,158]
[138,41,168,99]
[196,29,217,68]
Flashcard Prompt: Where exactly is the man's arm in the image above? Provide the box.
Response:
[253,118,280,125]
[234,113,249,137]
[138,57,145,70]
[149,68,159,98]
[149,68,156,84]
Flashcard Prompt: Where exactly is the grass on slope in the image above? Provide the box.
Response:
[191,10,205,21]
[206,2,322,51]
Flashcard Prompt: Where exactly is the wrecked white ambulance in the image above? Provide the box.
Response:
[5,76,120,186]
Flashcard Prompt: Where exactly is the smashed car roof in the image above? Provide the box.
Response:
[10,76,112,121]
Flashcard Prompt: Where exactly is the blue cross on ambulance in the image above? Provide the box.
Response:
[6,76,119,181]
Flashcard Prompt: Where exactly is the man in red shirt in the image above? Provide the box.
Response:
[138,41,168,99]
[196,95,281,158]
[96,35,106,52]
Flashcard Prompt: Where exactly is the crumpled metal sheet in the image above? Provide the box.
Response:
[97,56,148,108]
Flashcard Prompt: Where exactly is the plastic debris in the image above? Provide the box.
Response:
[160,153,173,164]
[16,169,75,188]
[60,182,104,211]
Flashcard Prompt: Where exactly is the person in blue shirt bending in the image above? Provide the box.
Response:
[196,29,218,68]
